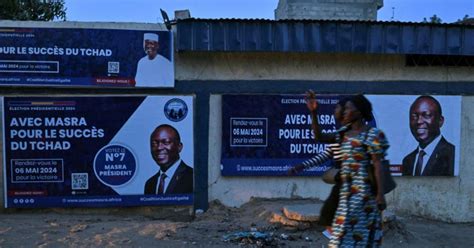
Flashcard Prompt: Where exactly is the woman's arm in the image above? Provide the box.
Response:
[301,145,334,169]
[288,145,334,175]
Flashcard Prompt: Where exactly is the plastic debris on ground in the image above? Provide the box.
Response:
[223,231,278,246]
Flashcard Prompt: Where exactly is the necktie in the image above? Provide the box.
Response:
[414,150,426,176]
[157,173,167,194]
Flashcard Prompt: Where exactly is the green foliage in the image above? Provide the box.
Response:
[0,0,66,21]
[457,14,470,22]
[422,14,442,24]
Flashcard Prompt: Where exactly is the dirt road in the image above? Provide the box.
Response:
[0,198,472,247]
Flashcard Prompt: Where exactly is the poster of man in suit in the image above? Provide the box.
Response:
[144,124,193,194]
[366,95,460,177]
[401,96,455,176]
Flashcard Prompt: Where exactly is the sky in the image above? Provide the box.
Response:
[65,0,473,24]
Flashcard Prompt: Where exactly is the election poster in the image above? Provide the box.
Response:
[367,95,461,177]
[221,94,461,177]
[3,96,194,208]
[0,27,174,87]
[221,94,342,176]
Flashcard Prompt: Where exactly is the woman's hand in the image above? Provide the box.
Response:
[305,90,318,112]
[288,164,304,176]
[376,193,386,211]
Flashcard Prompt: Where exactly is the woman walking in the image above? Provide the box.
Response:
[290,92,389,246]
[328,94,389,247]
[288,95,351,238]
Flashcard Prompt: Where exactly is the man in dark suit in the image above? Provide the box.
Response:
[402,96,455,176]
[144,124,193,194]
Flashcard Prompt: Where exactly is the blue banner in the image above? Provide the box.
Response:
[0,27,173,87]
[3,96,194,208]
[222,94,461,177]
[221,94,341,176]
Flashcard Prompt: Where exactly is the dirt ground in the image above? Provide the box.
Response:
[0,198,473,247]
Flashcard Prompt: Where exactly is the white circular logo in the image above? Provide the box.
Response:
[164,98,188,122]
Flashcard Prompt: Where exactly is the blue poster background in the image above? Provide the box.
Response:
[3,96,193,208]
[221,94,343,176]
[0,28,172,87]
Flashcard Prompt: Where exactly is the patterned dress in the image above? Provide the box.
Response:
[329,128,389,247]
[298,125,348,227]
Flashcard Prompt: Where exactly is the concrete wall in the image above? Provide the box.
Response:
[208,96,473,223]
[275,0,383,21]
[185,52,474,223]
[176,52,474,82]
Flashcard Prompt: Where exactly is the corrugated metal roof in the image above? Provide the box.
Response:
[176,18,474,56]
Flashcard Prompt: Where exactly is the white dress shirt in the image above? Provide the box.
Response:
[413,135,442,176]
[155,159,182,194]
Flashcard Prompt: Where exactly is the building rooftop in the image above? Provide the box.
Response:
[176,18,474,56]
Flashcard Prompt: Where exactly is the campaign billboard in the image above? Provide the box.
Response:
[221,94,461,177]
[368,95,461,177]
[221,94,342,176]
[3,96,193,208]
[0,27,173,87]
